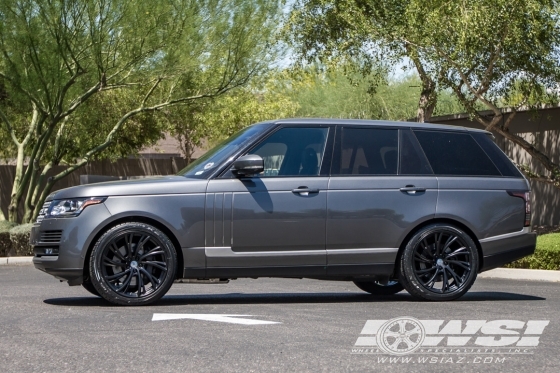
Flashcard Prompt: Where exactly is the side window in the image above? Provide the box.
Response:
[332,127,398,175]
[399,129,433,175]
[248,127,328,177]
[414,130,501,176]
[471,132,522,177]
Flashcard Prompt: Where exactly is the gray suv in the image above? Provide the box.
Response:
[32,119,536,305]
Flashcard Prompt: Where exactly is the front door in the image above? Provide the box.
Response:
[206,126,331,270]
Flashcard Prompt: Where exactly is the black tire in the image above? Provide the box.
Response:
[82,279,100,297]
[398,223,479,301]
[89,222,177,306]
[353,280,404,295]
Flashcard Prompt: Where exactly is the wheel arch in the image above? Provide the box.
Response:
[82,215,184,281]
[393,218,483,277]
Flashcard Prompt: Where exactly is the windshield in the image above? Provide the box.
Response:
[177,123,272,178]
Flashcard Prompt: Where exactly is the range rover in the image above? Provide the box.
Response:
[32,119,536,305]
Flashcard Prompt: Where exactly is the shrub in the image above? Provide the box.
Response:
[0,221,18,257]
[505,233,560,270]
[9,223,34,256]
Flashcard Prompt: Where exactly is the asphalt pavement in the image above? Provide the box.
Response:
[1,264,559,373]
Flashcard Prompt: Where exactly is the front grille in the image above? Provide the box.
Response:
[36,201,51,223]
[40,230,63,243]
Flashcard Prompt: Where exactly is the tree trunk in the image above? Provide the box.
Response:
[8,144,26,222]
[406,44,437,123]
[416,81,437,123]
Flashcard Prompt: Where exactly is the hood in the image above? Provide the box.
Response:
[48,176,209,200]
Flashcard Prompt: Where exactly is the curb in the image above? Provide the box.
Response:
[478,268,560,283]
[0,256,34,266]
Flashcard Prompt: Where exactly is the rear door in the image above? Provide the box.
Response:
[326,126,438,274]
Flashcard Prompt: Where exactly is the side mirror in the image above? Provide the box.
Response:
[232,154,264,176]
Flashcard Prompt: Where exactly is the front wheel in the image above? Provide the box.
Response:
[398,224,479,301]
[89,222,177,306]
[353,280,404,295]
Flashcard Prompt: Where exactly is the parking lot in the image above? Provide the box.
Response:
[1,264,559,373]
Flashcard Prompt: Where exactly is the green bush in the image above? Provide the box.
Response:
[505,233,560,270]
[8,223,34,256]
[0,221,18,257]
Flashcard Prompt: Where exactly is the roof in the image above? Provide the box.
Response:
[270,118,490,133]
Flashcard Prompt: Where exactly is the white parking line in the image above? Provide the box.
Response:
[152,313,281,325]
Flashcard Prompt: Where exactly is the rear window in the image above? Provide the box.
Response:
[471,132,523,177]
[413,130,501,176]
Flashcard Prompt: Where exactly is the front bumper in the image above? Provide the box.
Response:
[479,227,536,272]
[31,203,112,285]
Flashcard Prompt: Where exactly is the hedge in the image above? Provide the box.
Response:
[0,221,18,257]
[8,223,34,257]
[505,233,560,270]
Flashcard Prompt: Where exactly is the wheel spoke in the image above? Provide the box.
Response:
[416,266,437,275]
[115,272,133,292]
[139,246,163,261]
[139,267,160,289]
[136,235,149,253]
[445,266,463,286]
[109,243,126,261]
[420,268,440,288]
[442,235,458,253]
[384,331,401,338]
[447,259,470,270]
[441,268,449,292]
[445,247,468,259]
[414,252,432,264]
[421,238,433,257]
[102,256,125,267]
[142,260,167,271]
[435,232,443,256]
[106,268,131,281]
[136,270,144,297]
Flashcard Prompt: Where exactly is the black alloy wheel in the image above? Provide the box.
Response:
[399,223,479,301]
[353,280,404,295]
[89,222,177,306]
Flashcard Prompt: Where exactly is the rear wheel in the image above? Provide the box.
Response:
[399,223,479,301]
[89,222,177,306]
[353,280,404,295]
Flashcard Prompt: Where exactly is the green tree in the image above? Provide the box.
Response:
[288,0,560,189]
[164,81,299,162]
[0,0,281,222]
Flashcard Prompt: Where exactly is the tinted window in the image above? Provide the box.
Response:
[399,129,433,175]
[471,132,522,177]
[332,127,398,175]
[414,130,501,176]
[248,127,328,177]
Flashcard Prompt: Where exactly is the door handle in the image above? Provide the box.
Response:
[399,185,426,194]
[292,187,320,196]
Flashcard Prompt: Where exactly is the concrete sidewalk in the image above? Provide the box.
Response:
[1,257,559,282]
[478,267,560,282]
[0,256,33,265]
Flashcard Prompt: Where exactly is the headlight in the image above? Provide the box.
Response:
[47,197,107,218]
